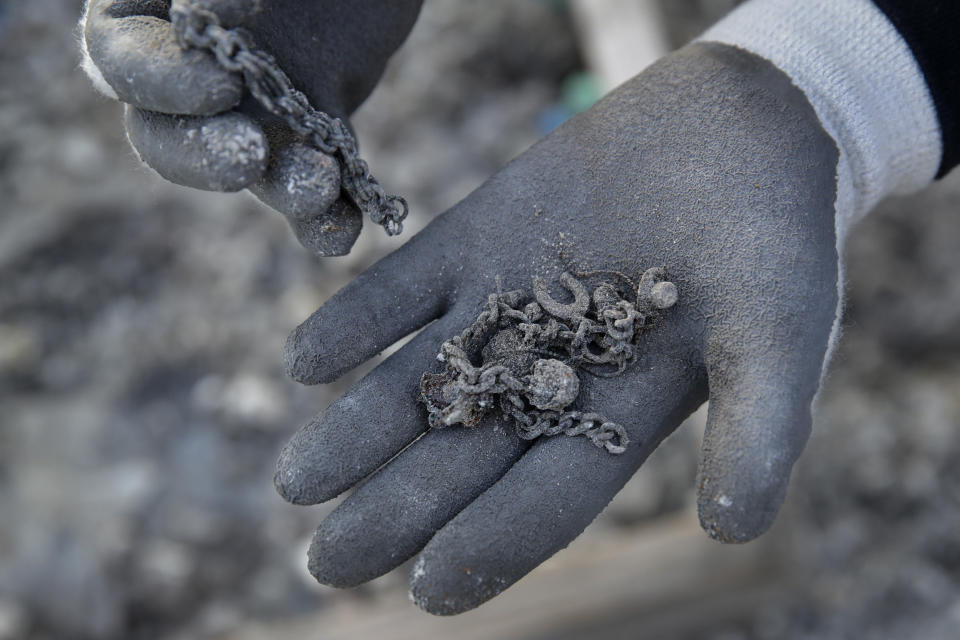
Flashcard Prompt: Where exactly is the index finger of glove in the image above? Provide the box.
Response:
[284,214,463,385]
[83,0,243,115]
[124,106,267,192]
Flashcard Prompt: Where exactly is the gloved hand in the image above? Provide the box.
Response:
[80,0,422,254]
[273,42,842,614]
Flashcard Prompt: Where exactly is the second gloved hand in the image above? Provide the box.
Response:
[274,42,842,614]
[81,0,422,255]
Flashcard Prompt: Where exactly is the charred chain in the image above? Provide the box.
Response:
[421,270,678,455]
[169,3,408,235]
[431,291,633,454]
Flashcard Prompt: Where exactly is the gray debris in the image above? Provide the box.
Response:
[420,268,678,454]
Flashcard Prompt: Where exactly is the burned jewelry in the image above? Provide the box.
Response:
[420,268,678,455]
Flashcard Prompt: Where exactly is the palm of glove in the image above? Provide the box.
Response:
[82,0,422,254]
[275,43,840,614]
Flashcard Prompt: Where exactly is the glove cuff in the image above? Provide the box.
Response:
[699,0,940,241]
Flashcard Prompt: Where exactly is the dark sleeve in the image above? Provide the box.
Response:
[871,0,960,177]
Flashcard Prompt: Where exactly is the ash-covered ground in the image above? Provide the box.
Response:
[1,1,958,639]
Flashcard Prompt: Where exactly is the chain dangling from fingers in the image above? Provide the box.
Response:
[169,1,409,236]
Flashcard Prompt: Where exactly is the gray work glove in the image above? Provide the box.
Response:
[273,42,842,614]
[81,0,422,254]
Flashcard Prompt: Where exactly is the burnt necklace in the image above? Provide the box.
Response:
[420,268,678,454]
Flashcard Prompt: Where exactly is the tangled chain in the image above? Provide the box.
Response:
[169,3,408,235]
[420,269,678,455]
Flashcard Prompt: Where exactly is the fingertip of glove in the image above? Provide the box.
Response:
[696,478,786,544]
[272,446,312,506]
[283,325,330,385]
[287,200,363,258]
[273,434,344,506]
[307,556,357,590]
[306,525,375,589]
[407,555,505,616]
[247,143,341,220]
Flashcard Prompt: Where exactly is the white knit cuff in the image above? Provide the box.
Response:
[699,0,941,241]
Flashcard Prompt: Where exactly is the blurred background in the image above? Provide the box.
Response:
[2,1,960,638]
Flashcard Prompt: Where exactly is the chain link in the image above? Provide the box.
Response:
[169,3,408,236]
[433,326,629,454]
